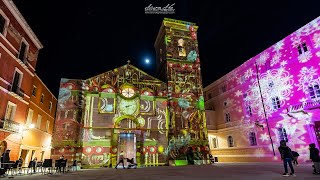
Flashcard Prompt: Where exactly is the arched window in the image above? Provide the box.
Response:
[249,132,257,146]
[227,136,234,147]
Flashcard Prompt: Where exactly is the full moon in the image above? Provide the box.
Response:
[145,59,150,64]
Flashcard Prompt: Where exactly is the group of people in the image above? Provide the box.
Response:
[186,147,205,165]
[0,150,40,175]
[16,156,40,174]
[116,142,320,176]
[278,140,320,176]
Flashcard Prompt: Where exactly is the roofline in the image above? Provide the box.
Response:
[86,64,165,84]
[4,0,43,49]
[204,16,320,91]
[35,74,57,100]
[128,64,164,83]
[154,21,164,49]
[163,18,197,26]
[154,18,198,48]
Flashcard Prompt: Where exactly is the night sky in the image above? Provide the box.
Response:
[12,0,320,96]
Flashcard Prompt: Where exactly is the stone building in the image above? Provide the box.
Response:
[52,18,209,168]
[205,16,320,162]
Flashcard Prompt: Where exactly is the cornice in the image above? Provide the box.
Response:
[3,0,43,49]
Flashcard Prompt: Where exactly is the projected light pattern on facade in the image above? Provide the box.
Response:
[52,18,209,167]
[205,16,320,162]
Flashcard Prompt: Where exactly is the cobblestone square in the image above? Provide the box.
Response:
[9,163,320,180]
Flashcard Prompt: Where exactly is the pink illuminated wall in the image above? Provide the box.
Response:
[209,16,320,162]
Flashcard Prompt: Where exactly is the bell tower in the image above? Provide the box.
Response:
[155,18,208,155]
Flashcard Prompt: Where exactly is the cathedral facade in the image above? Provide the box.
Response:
[52,18,209,168]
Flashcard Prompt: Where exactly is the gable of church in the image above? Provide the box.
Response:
[85,64,167,94]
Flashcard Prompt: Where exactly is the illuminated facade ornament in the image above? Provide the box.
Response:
[205,16,320,163]
[52,18,209,167]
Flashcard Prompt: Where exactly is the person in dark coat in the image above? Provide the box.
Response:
[32,157,37,173]
[2,150,10,172]
[186,147,194,165]
[278,140,295,176]
[309,143,320,174]
[291,151,299,166]
[115,151,125,169]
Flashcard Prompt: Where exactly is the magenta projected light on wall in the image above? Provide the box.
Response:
[218,16,320,162]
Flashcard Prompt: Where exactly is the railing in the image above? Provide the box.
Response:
[287,99,320,113]
[8,84,25,98]
[0,119,21,133]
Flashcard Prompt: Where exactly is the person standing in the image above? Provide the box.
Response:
[32,157,37,173]
[309,143,320,174]
[18,156,23,174]
[278,140,295,176]
[291,151,299,166]
[115,151,125,169]
[186,147,194,165]
[57,155,64,173]
[2,150,10,172]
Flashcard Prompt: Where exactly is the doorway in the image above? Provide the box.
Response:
[20,149,28,163]
[117,133,136,167]
[30,150,35,161]
[41,151,45,161]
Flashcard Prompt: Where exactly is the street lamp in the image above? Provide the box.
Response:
[28,124,35,129]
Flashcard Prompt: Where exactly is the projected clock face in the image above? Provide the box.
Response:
[119,99,138,115]
[121,87,135,98]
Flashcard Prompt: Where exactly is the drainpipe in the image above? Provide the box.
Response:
[254,62,276,156]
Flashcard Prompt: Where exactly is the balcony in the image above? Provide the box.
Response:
[0,119,21,133]
[287,99,320,120]
[287,99,320,113]
[8,84,25,98]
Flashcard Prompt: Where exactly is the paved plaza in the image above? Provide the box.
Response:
[4,163,319,180]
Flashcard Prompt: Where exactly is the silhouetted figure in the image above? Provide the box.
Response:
[33,157,37,173]
[312,165,317,174]
[186,147,194,165]
[1,150,10,173]
[72,160,77,171]
[115,151,125,169]
[56,155,65,173]
[278,140,295,176]
[309,143,320,174]
[17,156,23,174]
[291,151,299,166]
[126,158,137,169]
